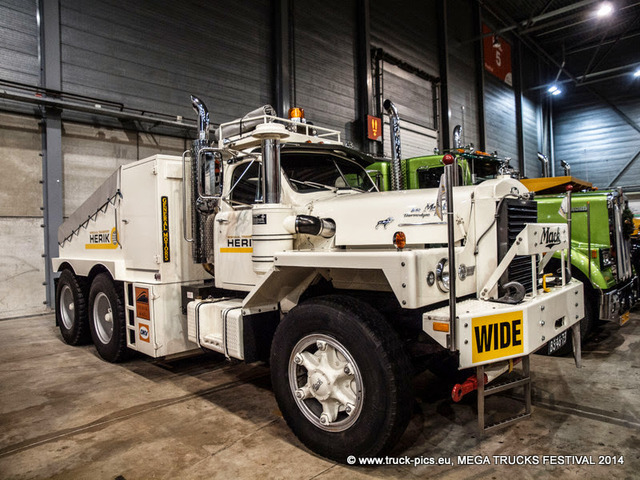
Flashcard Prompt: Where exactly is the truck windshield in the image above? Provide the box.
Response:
[468,156,501,184]
[417,166,464,188]
[281,153,376,193]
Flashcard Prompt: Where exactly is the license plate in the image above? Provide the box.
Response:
[547,331,568,354]
[620,311,630,326]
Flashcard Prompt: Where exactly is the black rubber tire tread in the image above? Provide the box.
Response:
[88,273,131,363]
[56,270,91,345]
[270,294,413,463]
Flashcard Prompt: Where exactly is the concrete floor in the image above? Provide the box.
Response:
[0,313,638,480]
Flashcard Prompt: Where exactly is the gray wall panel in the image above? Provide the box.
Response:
[0,1,40,86]
[447,0,480,148]
[522,94,540,177]
[370,0,438,75]
[381,63,434,129]
[292,0,357,144]
[554,84,640,188]
[484,74,518,164]
[60,0,273,122]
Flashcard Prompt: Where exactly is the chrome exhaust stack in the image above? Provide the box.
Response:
[537,152,550,178]
[383,99,404,191]
[453,125,463,149]
[190,95,213,264]
[560,159,571,176]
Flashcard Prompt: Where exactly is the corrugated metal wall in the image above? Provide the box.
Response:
[0,0,40,86]
[484,74,518,163]
[370,0,438,77]
[292,0,357,144]
[520,50,542,178]
[60,0,273,123]
[522,95,539,177]
[447,0,480,147]
[554,81,640,188]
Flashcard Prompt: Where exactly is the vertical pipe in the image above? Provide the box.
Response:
[437,0,451,151]
[444,159,457,352]
[587,201,591,280]
[549,99,556,177]
[566,185,572,275]
[262,138,281,204]
[40,0,63,308]
[357,0,373,153]
[383,99,403,190]
[473,1,486,152]
[274,0,291,117]
[514,39,526,176]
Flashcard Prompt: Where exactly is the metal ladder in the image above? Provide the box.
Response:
[476,355,532,431]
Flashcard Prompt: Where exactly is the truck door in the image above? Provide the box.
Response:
[214,161,261,290]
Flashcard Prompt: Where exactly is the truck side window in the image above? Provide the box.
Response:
[229,161,261,205]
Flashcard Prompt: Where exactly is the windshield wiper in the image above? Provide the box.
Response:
[289,178,336,192]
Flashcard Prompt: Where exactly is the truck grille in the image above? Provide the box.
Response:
[496,198,538,295]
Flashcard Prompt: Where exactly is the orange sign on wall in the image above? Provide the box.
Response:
[367,115,382,141]
[483,24,512,86]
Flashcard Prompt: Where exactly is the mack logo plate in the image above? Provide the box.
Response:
[471,311,524,363]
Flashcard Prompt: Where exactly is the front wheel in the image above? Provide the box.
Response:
[88,273,130,363]
[270,295,412,462]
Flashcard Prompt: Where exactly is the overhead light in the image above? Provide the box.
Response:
[596,2,614,17]
[634,68,640,78]
[548,85,561,95]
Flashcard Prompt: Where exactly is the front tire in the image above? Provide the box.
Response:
[270,295,412,462]
[88,273,129,363]
[56,270,90,345]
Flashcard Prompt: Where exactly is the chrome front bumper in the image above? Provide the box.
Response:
[599,276,638,323]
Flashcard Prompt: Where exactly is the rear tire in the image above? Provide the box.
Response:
[88,273,130,363]
[270,295,413,463]
[56,270,90,345]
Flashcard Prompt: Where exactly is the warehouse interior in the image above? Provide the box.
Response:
[1,0,639,477]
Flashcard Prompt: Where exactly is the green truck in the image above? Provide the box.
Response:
[369,151,637,355]
[366,150,501,190]
[528,186,637,354]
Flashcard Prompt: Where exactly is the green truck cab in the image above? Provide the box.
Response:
[366,151,501,190]
[532,188,637,353]
[369,150,637,355]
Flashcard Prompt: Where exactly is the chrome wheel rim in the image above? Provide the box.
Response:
[93,292,114,344]
[59,285,75,330]
[288,334,364,432]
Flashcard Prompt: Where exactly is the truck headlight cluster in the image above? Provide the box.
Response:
[600,247,615,269]
[436,258,449,292]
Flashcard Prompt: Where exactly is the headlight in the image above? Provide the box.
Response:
[436,258,450,292]
[600,248,615,269]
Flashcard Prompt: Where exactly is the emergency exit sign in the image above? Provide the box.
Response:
[367,115,382,141]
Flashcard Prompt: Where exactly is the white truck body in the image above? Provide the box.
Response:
[52,102,583,461]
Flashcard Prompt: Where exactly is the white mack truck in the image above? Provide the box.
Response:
[53,97,584,462]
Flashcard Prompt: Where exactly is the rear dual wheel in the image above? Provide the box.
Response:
[56,270,90,345]
[88,273,130,363]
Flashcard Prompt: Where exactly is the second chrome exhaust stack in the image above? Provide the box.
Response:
[383,99,403,191]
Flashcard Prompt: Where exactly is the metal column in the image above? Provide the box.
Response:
[356,0,374,153]
[437,0,451,150]
[39,0,63,308]
[274,0,291,117]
